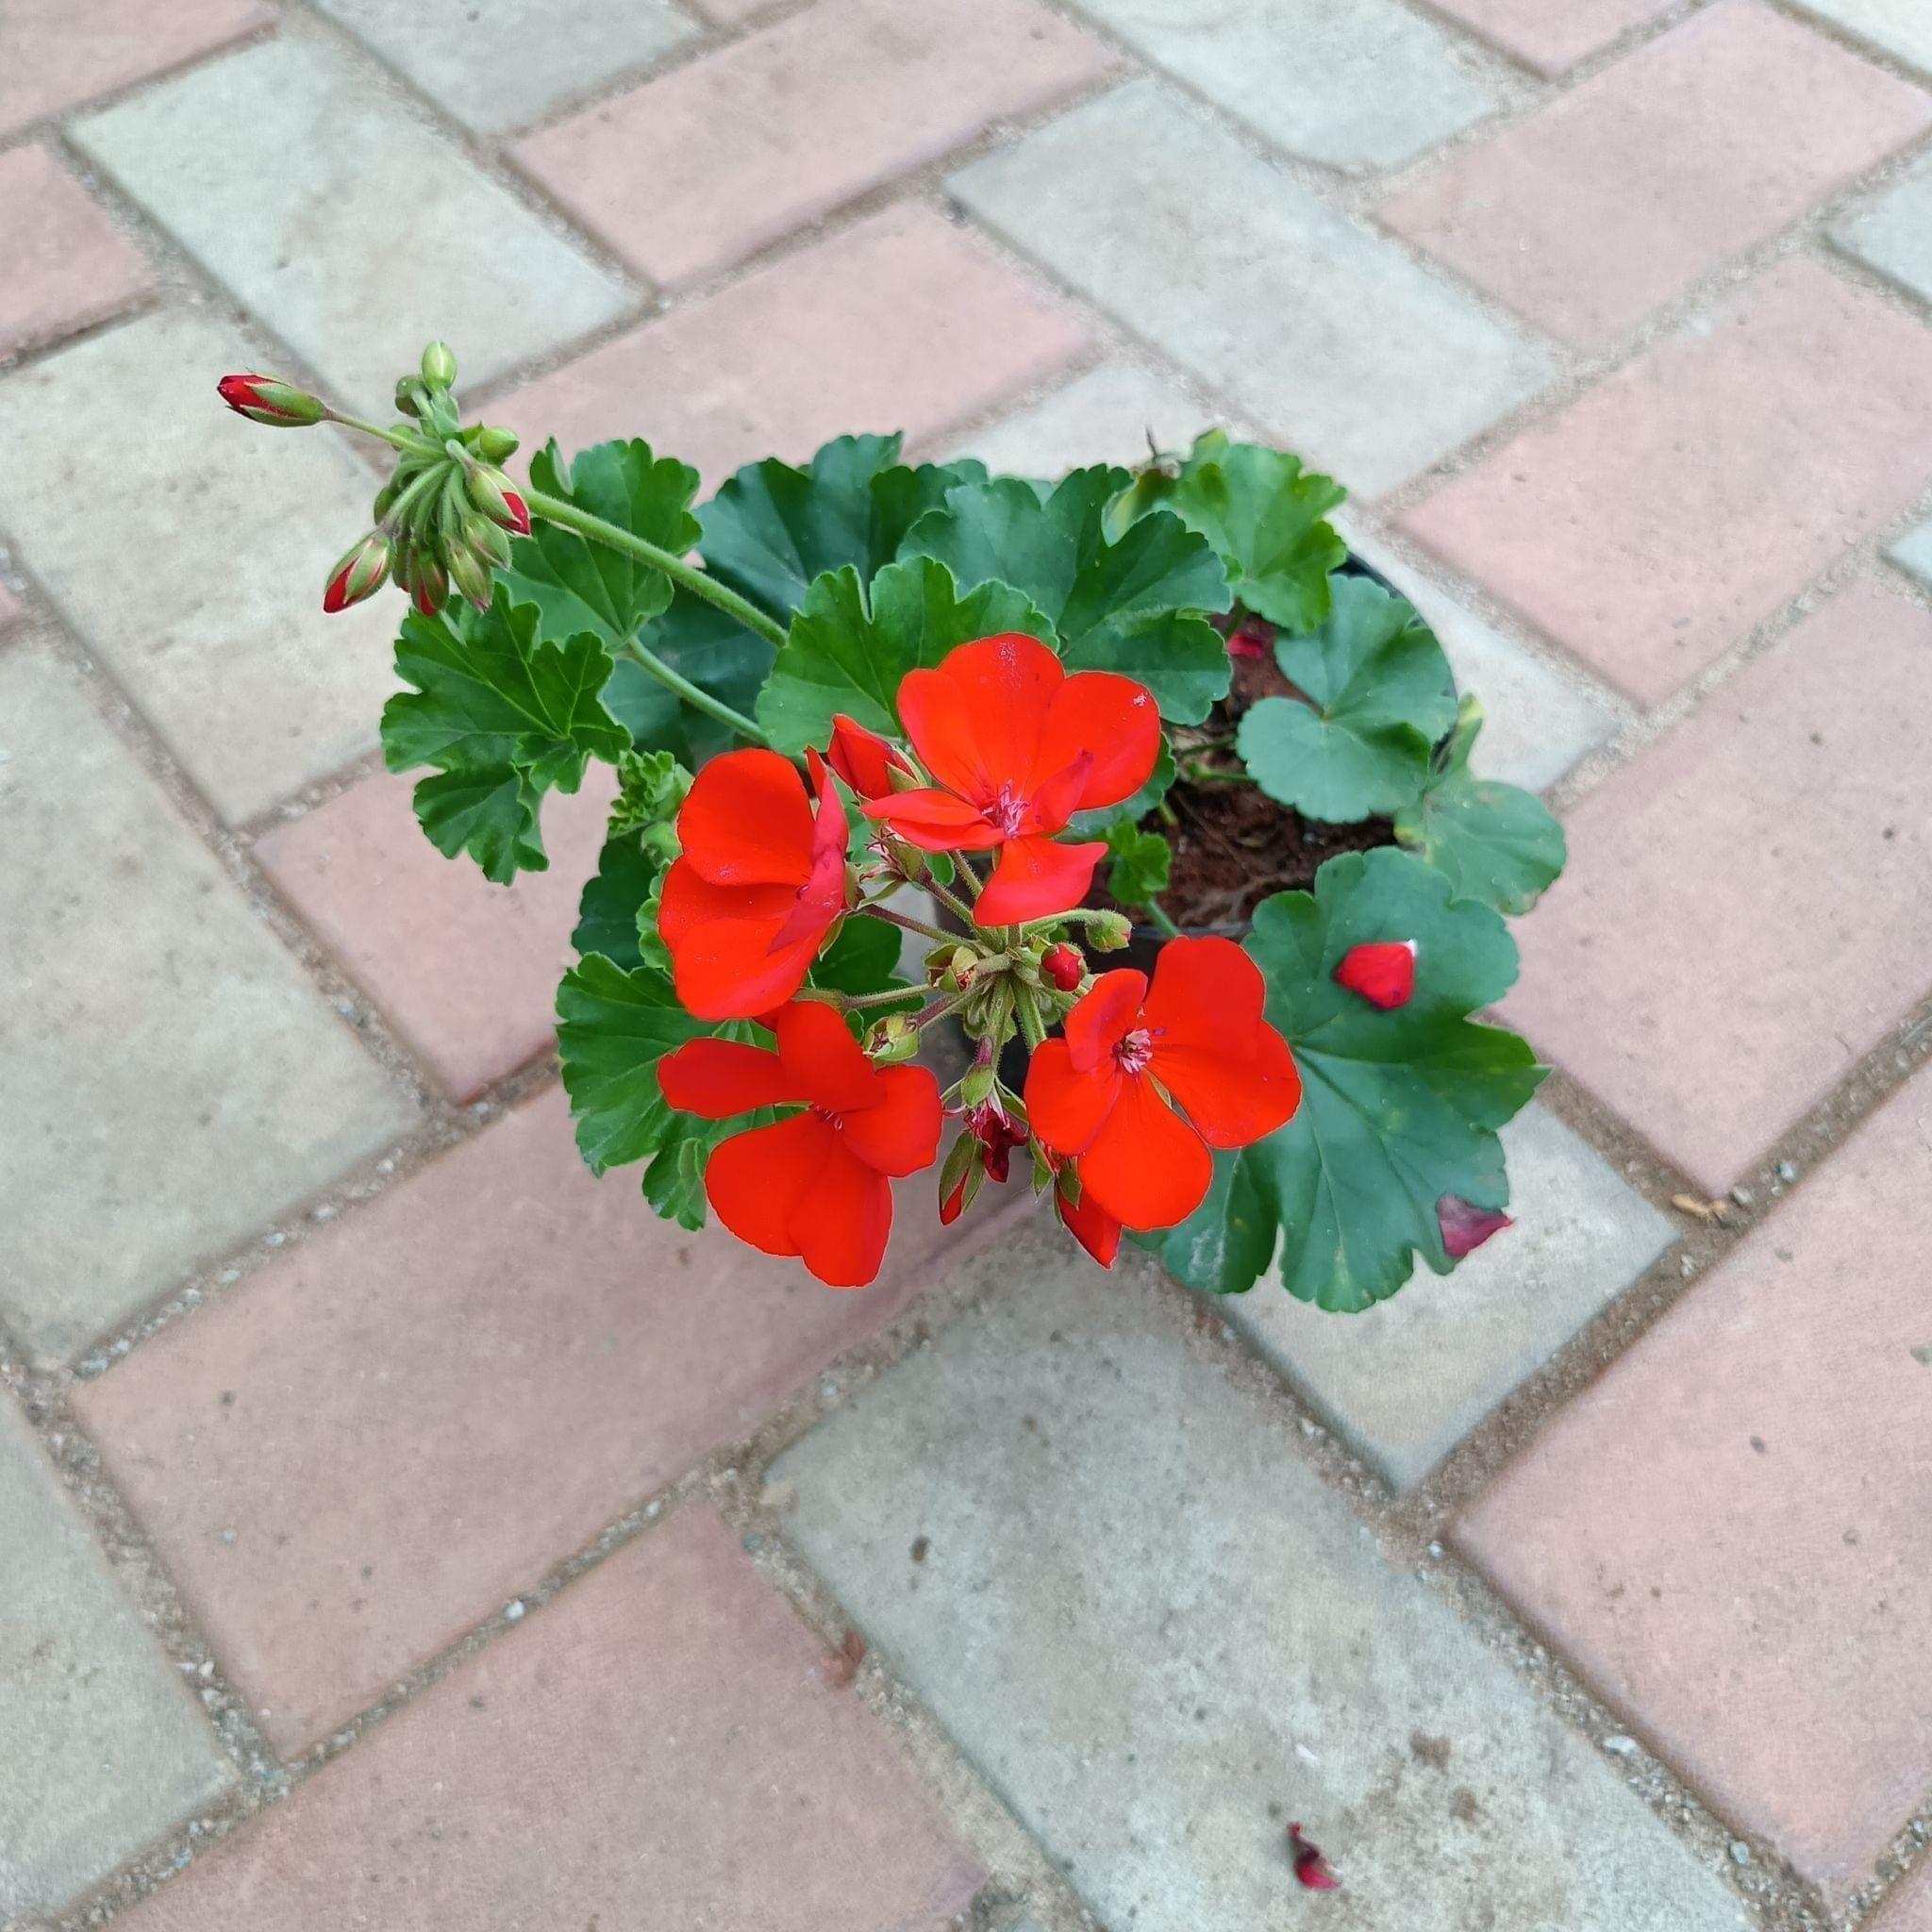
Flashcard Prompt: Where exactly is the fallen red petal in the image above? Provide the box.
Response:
[1437,1194,1514,1258]
[1333,939,1417,1010]
[1290,1824,1340,1890]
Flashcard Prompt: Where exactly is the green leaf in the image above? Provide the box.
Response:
[1105,824,1172,905]
[756,556,1053,754]
[901,468,1234,723]
[381,591,629,883]
[573,832,658,971]
[1235,575,1457,824]
[700,434,987,620]
[1144,847,1545,1311]
[1113,433,1345,635]
[812,913,913,999]
[499,439,701,648]
[1393,699,1566,915]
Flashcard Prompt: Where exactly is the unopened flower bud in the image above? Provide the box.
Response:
[959,1061,997,1108]
[408,553,449,618]
[937,1134,980,1226]
[1085,909,1132,953]
[460,509,511,568]
[322,531,391,614]
[445,540,494,612]
[420,341,458,389]
[394,376,426,419]
[465,462,532,535]
[372,477,400,523]
[217,373,325,427]
[1042,942,1085,991]
[470,425,520,463]
[865,1013,920,1066]
[933,945,978,993]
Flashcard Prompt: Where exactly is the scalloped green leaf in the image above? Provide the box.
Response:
[1393,699,1566,915]
[1235,575,1457,824]
[1143,848,1545,1311]
[381,591,629,883]
[900,467,1233,723]
[756,556,1053,754]
[499,439,701,649]
[1113,432,1345,635]
[811,913,913,1001]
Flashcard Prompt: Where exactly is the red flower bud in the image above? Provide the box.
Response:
[1290,1824,1339,1890]
[1226,612,1276,660]
[825,713,911,800]
[322,531,391,614]
[466,462,531,535]
[1041,941,1085,991]
[961,1099,1027,1185]
[1333,939,1417,1010]
[409,554,449,618]
[1438,1195,1512,1259]
[217,373,325,427]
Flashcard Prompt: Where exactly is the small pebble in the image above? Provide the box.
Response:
[1604,1735,1639,1757]
[264,1232,285,1249]
[1426,1541,1444,1559]
[1776,1161,1798,1183]
[1729,1187,1754,1208]
[1299,1418,1323,1439]
[1729,1841,1752,1866]
[218,1269,241,1286]
[1679,1255,1696,1278]
[312,1204,337,1223]
[504,1599,525,1623]
[220,1528,237,1544]
[377,1158,395,1175]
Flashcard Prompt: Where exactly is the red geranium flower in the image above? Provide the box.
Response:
[826,713,912,800]
[861,634,1159,925]
[659,1002,942,1287]
[658,747,852,1020]
[1024,938,1302,1230]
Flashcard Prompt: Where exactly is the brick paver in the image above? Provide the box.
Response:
[947,357,1221,479]
[1834,150,1932,309]
[72,37,633,405]
[0,143,153,362]
[1506,580,1932,1192]
[1790,0,1932,75]
[256,765,617,1103]
[0,309,401,823]
[0,581,23,634]
[516,0,1112,289]
[1,1396,233,1920]
[496,201,1092,485]
[1892,515,1932,585]
[952,81,1557,496]
[1460,1067,1932,1902]
[0,0,269,140]
[1876,1860,1932,1932]
[311,0,697,133]
[1381,2,1932,350]
[0,642,411,1369]
[1061,0,1496,172]
[1224,1106,1675,1489]
[117,1508,982,1930]
[75,1086,1016,1758]
[772,1226,1753,1932]
[1400,258,1932,705]
[1416,0,1679,73]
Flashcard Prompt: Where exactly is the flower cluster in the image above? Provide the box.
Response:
[647,631,1304,1286]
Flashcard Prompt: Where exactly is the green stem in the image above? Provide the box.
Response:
[857,902,953,944]
[925,877,978,928]
[622,638,768,745]
[1013,985,1048,1051]
[916,987,976,1031]
[327,410,441,458]
[839,985,925,1011]
[1182,762,1255,785]
[525,488,787,651]
[1143,900,1181,939]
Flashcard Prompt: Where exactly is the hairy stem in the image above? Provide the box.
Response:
[525,488,787,651]
[1144,899,1181,939]
[925,876,978,928]
[1013,985,1048,1051]
[857,902,953,944]
[622,638,768,745]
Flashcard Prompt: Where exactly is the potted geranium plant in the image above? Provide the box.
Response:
[217,345,1562,1310]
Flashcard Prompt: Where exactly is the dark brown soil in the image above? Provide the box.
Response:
[1097,646,1398,931]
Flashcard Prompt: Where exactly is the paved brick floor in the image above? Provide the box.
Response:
[2,2,1929,1927]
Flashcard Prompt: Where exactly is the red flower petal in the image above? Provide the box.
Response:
[1024,750,1095,836]
[1024,1038,1124,1158]
[677,748,814,888]
[1333,939,1417,1010]
[1033,670,1160,816]
[1056,1172,1123,1268]
[1290,1824,1339,1890]
[838,1064,944,1177]
[1041,942,1085,991]
[792,1140,895,1287]
[706,1113,830,1258]
[863,787,1003,853]
[774,1001,878,1114]
[659,862,824,1019]
[768,751,851,952]
[975,833,1107,925]
[1142,938,1302,1149]
[1438,1195,1513,1259]
[1078,1073,1213,1230]
[1062,968,1147,1074]
[897,633,1063,807]
[826,714,908,799]
[658,1038,799,1118]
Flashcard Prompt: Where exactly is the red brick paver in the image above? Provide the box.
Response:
[1416,0,1679,73]
[257,766,616,1103]
[516,0,1112,289]
[75,1086,1018,1758]
[1876,1860,1932,1932]
[0,144,154,360]
[494,201,1093,486]
[0,0,269,140]
[1400,258,1932,706]
[1506,580,1932,1193]
[1459,1068,1932,1902]
[119,1508,983,1931]
[1381,2,1932,349]
[0,582,23,635]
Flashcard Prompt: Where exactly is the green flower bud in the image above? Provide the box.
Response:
[393,376,427,420]
[470,425,520,463]
[465,462,532,535]
[865,1014,921,1066]
[420,341,458,389]
[445,540,494,611]
[460,509,512,568]
[372,477,400,523]
[960,1061,997,1108]
[1085,909,1133,953]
